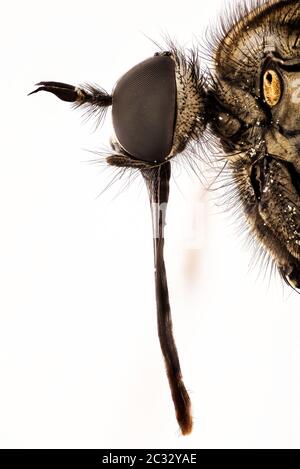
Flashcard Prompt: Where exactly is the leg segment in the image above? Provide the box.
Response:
[28,81,112,107]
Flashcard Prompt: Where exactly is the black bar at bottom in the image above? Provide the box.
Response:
[0,449,298,465]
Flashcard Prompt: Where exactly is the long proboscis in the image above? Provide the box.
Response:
[142,163,192,436]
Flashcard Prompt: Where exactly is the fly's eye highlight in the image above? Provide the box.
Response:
[262,69,282,108]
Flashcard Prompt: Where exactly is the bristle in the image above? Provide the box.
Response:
[73,82,112,129]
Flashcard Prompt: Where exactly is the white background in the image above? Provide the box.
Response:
[1,0,300,449]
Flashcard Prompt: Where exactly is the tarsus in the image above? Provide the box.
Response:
[142,163,192,435]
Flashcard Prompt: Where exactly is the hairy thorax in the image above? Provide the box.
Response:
[210,0,300,288]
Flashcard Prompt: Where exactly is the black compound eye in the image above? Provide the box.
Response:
[112,56,176,163]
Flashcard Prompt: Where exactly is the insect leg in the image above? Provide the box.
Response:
[28,81,112,107]
[142,163,192,436]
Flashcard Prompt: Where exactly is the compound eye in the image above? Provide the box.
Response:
[112,56,176,163]
[263,69,282,108]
